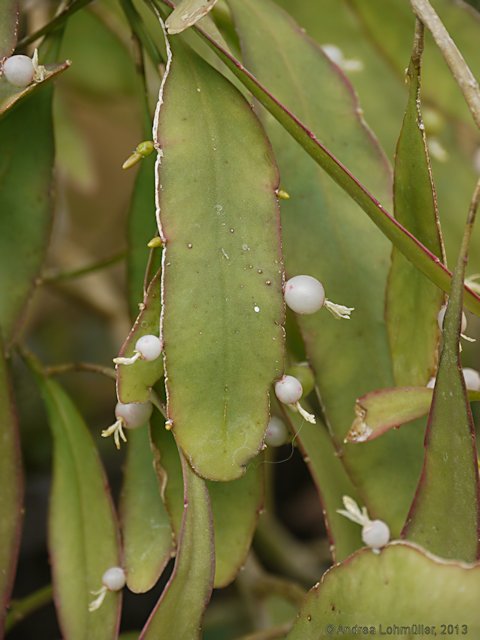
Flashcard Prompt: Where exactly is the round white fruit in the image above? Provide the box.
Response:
[265,416,289,447]
[115,401,152,429]
[102,567,126,591]
[2,55,35,87]
[437,304,467,333]
[284,275,325,315]
[463,368,480,392]
[274,375,303,405]
[361,519,390,550]
[135,334,162,361]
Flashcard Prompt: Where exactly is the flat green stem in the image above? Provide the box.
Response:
[17,0,95,48]
[147,0,480,317]
[38,252,126,285]
[5,585,53,632]
[43,361,117,380]
[411,0,480,130]
[120,0,165,68]
[254,513,325,586]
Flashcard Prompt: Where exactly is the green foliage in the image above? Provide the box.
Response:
[33,370,121,639]
[156,37,284,481]
[0,341,22,632]
[387,24,444,387]
[287,543,480,638]
[2,0,480,636]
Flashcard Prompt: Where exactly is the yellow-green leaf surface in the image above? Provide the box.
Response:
[227,0,422,532]
[279,403,362,562]
[155,37,284,481]
[151,412,264,587]
[286,543,480,639]
[117,270,163,404]
[120,427,173,593]
[174,0,480,317]
[0,80,56,342]
[0,1,17,59]
[403,197,480,561]
[165,0,218,34]
[140,454,214,640]
[36,375,121,640]
[386,25,444,386]
[0,341,23,634]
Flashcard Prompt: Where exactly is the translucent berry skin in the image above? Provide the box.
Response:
[2,55,35,87]
[462,368,480,392]
[437,304,467,333]
[102,567,126,591]
[361,520,390,549]
[135,334,162,361]
[284,275,325,315]
[115,401,152,429]
[275,375,303,405]
[265,416,289,447]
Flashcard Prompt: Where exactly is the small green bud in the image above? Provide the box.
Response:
[136,140,155,157]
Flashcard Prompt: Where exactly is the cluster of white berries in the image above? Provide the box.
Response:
[270,275,353,430]
[102,334,163,449]
[1,50,45,88]
[102,400,152,449]
[89,566,126,612]
[337,496,390,553]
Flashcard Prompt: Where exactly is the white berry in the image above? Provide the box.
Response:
[115,401,152,429]
[462,368,480,392]
[284,275,325,315]
[361,519,390,550]
[102,567,126,591]
[275,375,303,405]
[2,55,35,87]
[437,304,467,334]
[265,416,289,447]
[135,334,162,361]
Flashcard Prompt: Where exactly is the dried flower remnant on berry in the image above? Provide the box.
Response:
[101,401,152,449]
[89,567,126,612]
[274,375,316,424]
[113,334,163,366]
[337,496,390,552]
[284,275,354,319]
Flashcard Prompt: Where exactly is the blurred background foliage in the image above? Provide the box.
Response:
[6,0,480,637]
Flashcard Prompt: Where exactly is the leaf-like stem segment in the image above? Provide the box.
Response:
[5,585,53,632]
[146,0,480,317]
[410,0,480,130]
[17,0,95,48]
